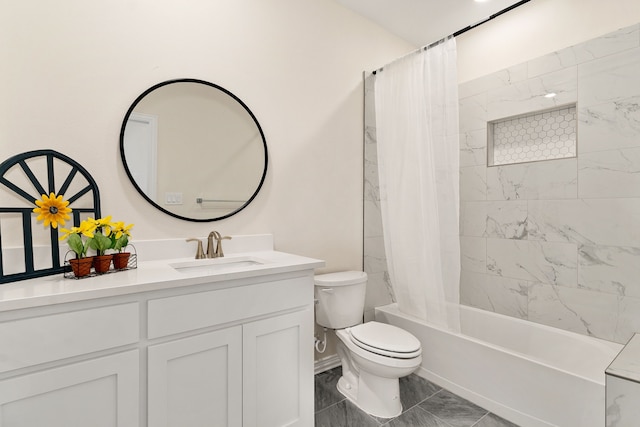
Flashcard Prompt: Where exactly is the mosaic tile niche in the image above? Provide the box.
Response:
[489,105,577,165]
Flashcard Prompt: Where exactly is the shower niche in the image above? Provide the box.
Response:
[487,103,577,166]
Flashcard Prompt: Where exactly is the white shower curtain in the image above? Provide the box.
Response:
[374,36,460,328]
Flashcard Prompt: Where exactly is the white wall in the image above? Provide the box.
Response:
[457,0,640,82]
[0,0,414,272]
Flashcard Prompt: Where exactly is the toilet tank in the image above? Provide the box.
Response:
[314,271,367,329]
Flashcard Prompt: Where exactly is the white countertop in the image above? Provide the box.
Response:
[0,250,325,312]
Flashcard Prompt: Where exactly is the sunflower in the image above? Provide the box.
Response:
[87,216,114,236]
[33,192,72,229]
[59,219,96,241]
[111,221,134,252]
[112,221,134,240]
[59,219,97,258]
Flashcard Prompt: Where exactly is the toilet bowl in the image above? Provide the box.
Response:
[314,271,422,418]
[335,322,422,418]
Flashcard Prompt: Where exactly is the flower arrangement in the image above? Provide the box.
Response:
[33,193,134,275]
[58,216,135,259]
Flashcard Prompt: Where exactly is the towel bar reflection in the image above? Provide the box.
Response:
[196,198,246,204]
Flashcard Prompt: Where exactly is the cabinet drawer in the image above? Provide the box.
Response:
[0,303,139,373]
[148,276,312,339]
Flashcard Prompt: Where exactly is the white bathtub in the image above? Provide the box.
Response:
[375,303,623,427]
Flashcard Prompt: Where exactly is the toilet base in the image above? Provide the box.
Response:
[337,369,402,419]
[333,326,421,419]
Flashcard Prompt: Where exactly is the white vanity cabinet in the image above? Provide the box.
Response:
[0,303,141,427]
[0,246,322,427]
[242,309,313,427]
[148,326,243,426]
[0,351,140,427]
[146,274,314,427]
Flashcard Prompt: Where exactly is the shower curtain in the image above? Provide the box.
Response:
[374,36,460,328]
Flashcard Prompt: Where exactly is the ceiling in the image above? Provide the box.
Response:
[335,0,528,47]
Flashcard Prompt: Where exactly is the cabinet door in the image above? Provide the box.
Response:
[148,326,242,427]
[0,350,139,427]
[243,309,313,427]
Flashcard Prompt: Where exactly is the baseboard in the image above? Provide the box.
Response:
[314,354,341,375]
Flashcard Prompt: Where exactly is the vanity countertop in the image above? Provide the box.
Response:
[0,250,324,312]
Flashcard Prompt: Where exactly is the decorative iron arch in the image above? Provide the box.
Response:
[0,150,101,283]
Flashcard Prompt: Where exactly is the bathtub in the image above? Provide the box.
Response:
[375,303,623,427]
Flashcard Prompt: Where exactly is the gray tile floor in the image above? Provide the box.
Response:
[315,367,520,427]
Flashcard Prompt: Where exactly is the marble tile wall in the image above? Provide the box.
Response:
[606,374,640,427]
[459,23,640,344]
[363,23,640,344]
[605,334,640,426]
[363,73,395,322]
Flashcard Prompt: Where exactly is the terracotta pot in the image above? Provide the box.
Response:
[93,254,113,274]
[69,257,93,278]
[113,252,131,270]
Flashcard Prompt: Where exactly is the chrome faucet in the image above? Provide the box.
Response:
[206,231,232,258]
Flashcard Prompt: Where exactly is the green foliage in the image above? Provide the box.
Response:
[111,234,129,252]
[88,231,113,255]
[67,233,89,258]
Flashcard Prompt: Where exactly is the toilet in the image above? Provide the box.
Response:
[314,271,422,418]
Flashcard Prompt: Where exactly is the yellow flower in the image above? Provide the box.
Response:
[87,216,114,236]
[59,219,96,241]
[33,193,72,229]
[79,219,98,238]
[58,226,79,241]
[112,221,134,239]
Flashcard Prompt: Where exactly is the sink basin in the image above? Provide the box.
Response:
[170,256,267,274]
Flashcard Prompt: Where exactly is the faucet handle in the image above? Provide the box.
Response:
[215,235,232,258]
[186,238,206,259]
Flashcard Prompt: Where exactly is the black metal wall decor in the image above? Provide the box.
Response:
[0,150,101,284]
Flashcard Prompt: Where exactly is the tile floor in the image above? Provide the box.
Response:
[315,367,520,427]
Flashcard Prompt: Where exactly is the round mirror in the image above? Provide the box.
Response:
[120,79,268,222]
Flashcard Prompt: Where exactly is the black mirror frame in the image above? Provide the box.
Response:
[119,78,268,222]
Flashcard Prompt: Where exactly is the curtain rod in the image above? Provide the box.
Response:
[372,0,530,75]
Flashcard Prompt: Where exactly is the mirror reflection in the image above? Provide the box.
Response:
[120,79,267,222]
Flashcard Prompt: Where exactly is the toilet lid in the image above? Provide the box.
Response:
[314,271,367,287]
[349,322,421,359]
